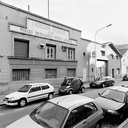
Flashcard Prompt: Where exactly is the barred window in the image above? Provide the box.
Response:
[12,69,30,81]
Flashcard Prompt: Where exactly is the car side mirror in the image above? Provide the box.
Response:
[98,93,101,96]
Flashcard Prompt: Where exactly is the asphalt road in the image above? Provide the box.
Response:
[0,80,128,128]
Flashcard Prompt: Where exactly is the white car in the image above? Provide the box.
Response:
[6,94,103,128]
[3,83,55,107]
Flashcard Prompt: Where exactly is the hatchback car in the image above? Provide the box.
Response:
[3,83,55,107]
[6,94,103,128]
[58,77,85,95]
[89,76,115,88]
[95,86,128,120]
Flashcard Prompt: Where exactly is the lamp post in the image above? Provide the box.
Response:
[94,24,112,79]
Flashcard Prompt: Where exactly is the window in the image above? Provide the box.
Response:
[116,55,118,60]
[101,50,105,56]
[41,85,49,90]
[67,48,75,60]
[45,69,57,79]
[127,67,128,73]
[92,68,93,72]
[46,45,56,59]
[117,68,120,74]
[14,39,29,58]
[12,69,30,81]
[111,54,114,59]
[29,86,41,93]
[67,69,75,77]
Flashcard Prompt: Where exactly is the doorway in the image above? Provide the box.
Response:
[112,68,114,78]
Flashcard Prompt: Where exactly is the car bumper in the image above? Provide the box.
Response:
[90,83,102,87]
[3,99,18,106]
[58,89,69,95]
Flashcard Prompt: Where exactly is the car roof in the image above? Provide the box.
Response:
[27,83,51,86]
[109,86,128,93]
[49,94,94,109]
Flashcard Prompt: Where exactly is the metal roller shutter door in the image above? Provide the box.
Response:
[14,40,28,58]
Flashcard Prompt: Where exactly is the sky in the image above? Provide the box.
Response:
[2,0,128,45]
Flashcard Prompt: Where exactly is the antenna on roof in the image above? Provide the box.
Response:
[28,5,30,12]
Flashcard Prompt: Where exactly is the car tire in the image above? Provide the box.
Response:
[102,84,105,88]
[111,82,114,86]
[18,98,27,107]
[48,93,54,99]
[95,121,101,128]
[69,90,73,94]
[81,87,85,93]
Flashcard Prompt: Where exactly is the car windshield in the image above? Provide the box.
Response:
[18,85,32,92]
[100,89,125,103]
[30,101,68,128]
[61,78,73,86]
[94,77,105,81]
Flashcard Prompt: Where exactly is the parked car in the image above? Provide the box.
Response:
[6,94,103,128]
[58,77,85,95]
[122,74,128,81]
[95,86,128,120]
[89,76,115,88]
[3,83,55,107]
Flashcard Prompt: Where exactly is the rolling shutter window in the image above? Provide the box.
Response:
[14,40,29,58]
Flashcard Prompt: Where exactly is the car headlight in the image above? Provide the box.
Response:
[9,97,15,101]
[66,86,70,89]
[107,110,118,115]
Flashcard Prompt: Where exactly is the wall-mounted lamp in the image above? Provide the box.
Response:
[38,43,45,49]
[83,52,86,56]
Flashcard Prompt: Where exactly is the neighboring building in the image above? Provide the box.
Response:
[0,1,90,86]
[87,42,122,80]
[117,44,128,76]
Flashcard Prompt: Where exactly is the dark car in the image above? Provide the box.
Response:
[89,76,115,88]
[58,77,85,95]
[95,86,128,121]
[122,74,128,81]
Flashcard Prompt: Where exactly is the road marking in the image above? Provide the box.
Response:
[15,108,24,112]
[0,113,5,116]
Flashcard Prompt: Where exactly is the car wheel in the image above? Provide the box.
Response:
[81,87,85,93]
[48,93,54,99]
[102,84,105,88]
[95,121,101,128]
[18,98,27,107]
[69,90,73,94]
[111,82,114,86]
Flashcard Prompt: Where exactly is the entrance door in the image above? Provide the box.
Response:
[112,68,114,78]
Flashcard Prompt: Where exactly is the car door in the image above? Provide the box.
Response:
[40,85,51,98]
[28,86,42,102]
[64,103,99,128]
[104,77,111,86]
[71,79,80,92]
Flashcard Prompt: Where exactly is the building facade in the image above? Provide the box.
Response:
[0,2,89,85]
[87,42,122,80]
[118,44,128,76]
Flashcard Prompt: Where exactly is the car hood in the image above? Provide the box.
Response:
[95,97,124,110]
[6,115,43,128]
[60,85,69,89]
[5,91,26,98]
